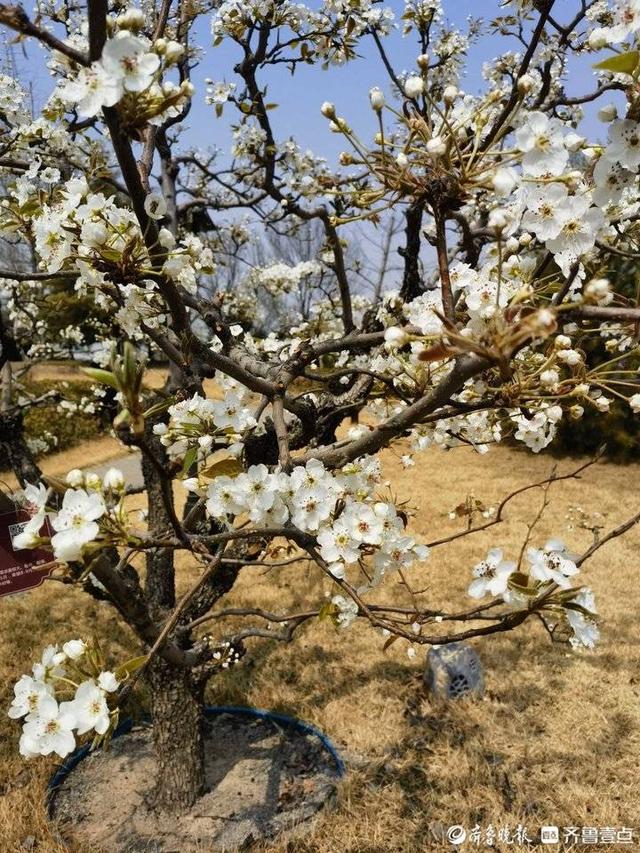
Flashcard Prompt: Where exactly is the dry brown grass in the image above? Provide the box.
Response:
[1,438,639,852]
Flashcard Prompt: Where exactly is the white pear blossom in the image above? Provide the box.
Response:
[515,112,568,177]
[8,675,53,720]
[522,183,570,241]
[64,681,111,735]
[50,489,106,562]
[317,520,361,565]
[144,193,168,220]
[526,539,579,589]
[468,548,516,599]
[331,595,359,628]
[59,65,122,117]
[20,696,76,758]
[100,34,160,93]
[605,120,640,171]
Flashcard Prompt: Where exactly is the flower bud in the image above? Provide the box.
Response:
[396,152,408,168]
[517,73,535,94]
[426,136,446,156]
[158,227,176,249]
[85,472,102,491]
[198,435,213,451]
[321,101,336,118]
[491,167,517,197]
[404,76,424,99]
[443,85,458,105]
[416,53,429,69]
[564,132,585,152]
[570,404,584,420]
[63,639,86,659]
[588,29,608,50]
[597,103,617,123]
[584,277,611,303]
[164,40,185,63]
[555,334,572,349]
[103,467,125,491]
[540,369,560,388]
[557,349,582,366]
[488,208,508,231]
[384,326,409,349]
[116,7,145,29]
[66,469,84,488]
[369,86,385,110]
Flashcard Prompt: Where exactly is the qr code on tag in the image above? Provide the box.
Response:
[8,521,28,551]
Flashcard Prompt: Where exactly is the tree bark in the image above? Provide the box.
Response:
[399,200,424,301]
[137,415,207,812]
[0,411,41,487]
[146,656,206,812]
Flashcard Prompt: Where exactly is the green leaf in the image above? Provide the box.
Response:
[81,367,119,390]
[143,397,174,419]
[182,445,198,476]
[507,572,533,594]
[200,456,243,480]
[593,51,640,76]
[114,655,148,681]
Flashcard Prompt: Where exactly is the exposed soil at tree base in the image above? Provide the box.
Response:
[51,713,340,852]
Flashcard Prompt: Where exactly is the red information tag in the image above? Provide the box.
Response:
[0,509,54,597]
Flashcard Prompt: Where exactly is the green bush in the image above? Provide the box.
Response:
[552,400,640,461]
[21,379,105,457]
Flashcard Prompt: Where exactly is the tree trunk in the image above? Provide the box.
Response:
[146,656,206,812]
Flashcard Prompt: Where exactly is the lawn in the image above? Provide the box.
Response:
[1,436,639,852]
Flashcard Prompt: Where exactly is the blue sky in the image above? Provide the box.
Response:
[3,0,615,167]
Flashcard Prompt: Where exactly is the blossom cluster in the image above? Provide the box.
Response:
[200,456,429,585]
[57,13,191,123]
[154,391,257,459]
[4,171,214,346]
[13,468,125,563]
[8,640,119,759]
[468,540,599,649]
[212,0,394,64]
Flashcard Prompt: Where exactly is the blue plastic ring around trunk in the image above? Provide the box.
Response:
[47,704,346,817]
